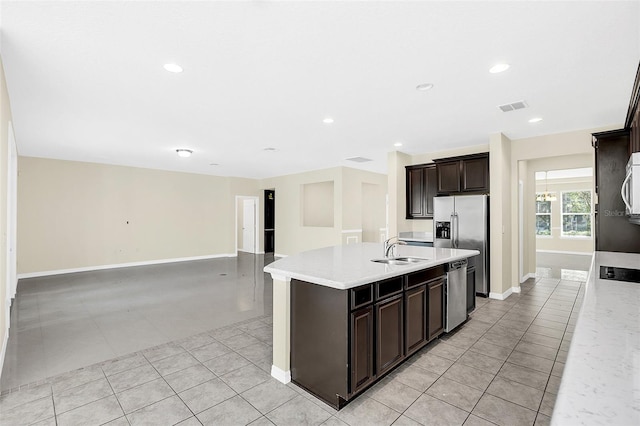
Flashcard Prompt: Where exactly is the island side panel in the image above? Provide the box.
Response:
[291,279,349,407]
[271,274,291,383]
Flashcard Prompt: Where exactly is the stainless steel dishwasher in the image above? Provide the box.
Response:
[444,259,468,332]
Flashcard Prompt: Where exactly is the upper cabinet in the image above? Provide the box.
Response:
[627,63,640,154]
[434,152,490,195]
[406,164,437,219]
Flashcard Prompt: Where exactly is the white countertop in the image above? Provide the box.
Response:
[263,242,478,290]
[399,231,433,243]
[552,251,640,425]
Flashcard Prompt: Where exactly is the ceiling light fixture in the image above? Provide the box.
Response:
[176,149,193,158]
[323,117,334,124]
[263,147,277,152]
[394,142,403,147]
[489,63,510,74]
[416,83,434,91]
[536,171,557,202]
[529,117,543,123]
[163,63,183,73]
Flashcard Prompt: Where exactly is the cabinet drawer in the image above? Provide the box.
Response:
[351,284,373,310]
[375,277,404,300]
[406,266,445,289]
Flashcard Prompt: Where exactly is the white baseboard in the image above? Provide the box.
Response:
[274,253,288,258]
[0,311,8,383]
[271,365,291,384]
[520,273,536,283]
[489,287,513,300]
[536,250,592,256]
[512,286,522,294]
[17,253,237,280]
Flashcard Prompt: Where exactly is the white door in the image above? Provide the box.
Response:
[242,199,256,253]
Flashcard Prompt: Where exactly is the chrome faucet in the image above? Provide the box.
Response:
[384,237,407,258]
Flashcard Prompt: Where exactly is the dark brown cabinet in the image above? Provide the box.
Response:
[434,153,489,195]
[406,164,437,219]
[592,130,640,253]
[427,279,444,340]
[290,265,447,409]
[404,285,426,355]
[375,295,404,375]
[350,306,374,393]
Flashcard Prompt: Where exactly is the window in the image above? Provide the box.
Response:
[536,197,551,236]
[561,190,592,237]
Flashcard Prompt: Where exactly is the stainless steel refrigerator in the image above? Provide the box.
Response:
[433,195,490,297]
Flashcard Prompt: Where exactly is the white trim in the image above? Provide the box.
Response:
[489,287,513,300]
[235,195,260,254]
[271,365,291,384]
[520,273,536,283]
[512,286,522,293]
[346,236,358,244]
[0,313,7,381]
[536,249,592,256]
[341,229,362,233]
[274,253,288,258]
[16,254,236,279]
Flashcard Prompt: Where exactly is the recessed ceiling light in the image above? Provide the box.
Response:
[176,149,192,158]
[394,142,403,147]
[416,83,434,91]
[164,63,183,73]
[489,63,510,74]
[323,117,334,124]
[528,117,543,123]
[209,163,219,166]
[263,147,277,152]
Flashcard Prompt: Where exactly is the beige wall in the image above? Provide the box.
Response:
[260,166,387,256]
[17,157,261,274]
[0,56,14,371]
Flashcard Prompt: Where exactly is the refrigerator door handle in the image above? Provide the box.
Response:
[454,212,459,248]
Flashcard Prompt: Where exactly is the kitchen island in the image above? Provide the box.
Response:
[264,242,479,408]
[551,251,640,425]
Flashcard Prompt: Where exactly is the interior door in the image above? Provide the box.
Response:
[242,198,256,253]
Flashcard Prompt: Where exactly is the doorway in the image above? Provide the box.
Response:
[236,196,259,254]
[264,190,275,253]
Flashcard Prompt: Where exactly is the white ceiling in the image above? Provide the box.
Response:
[1,1,639,179]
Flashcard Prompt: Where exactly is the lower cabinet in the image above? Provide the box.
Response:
[427,279,445,340]
[376,295,404,375]
[350,306,374,393]
[291,265,447,410]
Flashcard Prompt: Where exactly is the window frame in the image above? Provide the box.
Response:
[535,195,552,237]
[560,189,592,238]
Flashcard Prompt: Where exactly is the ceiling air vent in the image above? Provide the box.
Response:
[346,156,373,163]
[498,100,528,112]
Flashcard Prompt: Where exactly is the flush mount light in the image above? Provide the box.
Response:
[529,117,543,123]
[323,117,334,124]
[176,149,192,158]
[489,63,510,74]
[416,83,434,91]
[163,63,183,73]
[394,142,403,147]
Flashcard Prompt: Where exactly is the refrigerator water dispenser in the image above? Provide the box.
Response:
[435,221,451,239]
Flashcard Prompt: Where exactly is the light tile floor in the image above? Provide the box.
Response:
[1,254,587,425]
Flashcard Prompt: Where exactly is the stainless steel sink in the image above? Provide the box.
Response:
[371,257,427,265]
[371,258,409,265]
[394,257,428,263]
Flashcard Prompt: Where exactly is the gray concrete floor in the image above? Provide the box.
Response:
[1,252,273,390]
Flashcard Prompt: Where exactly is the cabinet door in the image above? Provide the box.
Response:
[350,306,374,393]
[425,165,438,216]
[405,285,427,356]
[406,168,425,218]
[462,157,489,192]
[437,161,461,194]
[427,279,444,341]
[376,295,404,375]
